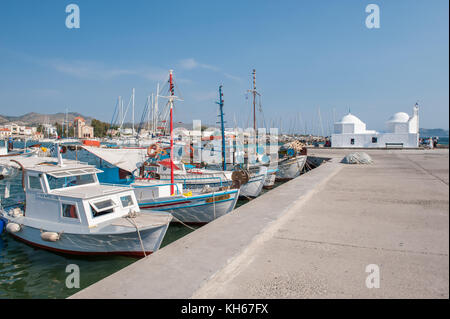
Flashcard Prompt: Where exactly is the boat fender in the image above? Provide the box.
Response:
[0,219,5,234]
[11,207,23,217]
[41,231,61,242]
[6,223,21,233]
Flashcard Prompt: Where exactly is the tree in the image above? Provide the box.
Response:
[91,119,112,138]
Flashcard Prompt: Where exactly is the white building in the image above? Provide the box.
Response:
[43,124,58,137]
[331,104,419,148]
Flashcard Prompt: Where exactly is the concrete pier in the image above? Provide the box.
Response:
[71,149,449,299]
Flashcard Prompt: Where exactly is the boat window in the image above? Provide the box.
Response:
[350,138,355,145]
[120,195,134,208]
[90,199,117,217]
[62,203,78,219]
[28,176,42,191]
[372,137,378,143]
[47,174,96,190]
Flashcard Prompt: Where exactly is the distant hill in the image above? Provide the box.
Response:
[0,115,8,124]
[0,112,93,125]
[419,128,449,137]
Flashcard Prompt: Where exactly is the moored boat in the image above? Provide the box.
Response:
[0,153,172,257]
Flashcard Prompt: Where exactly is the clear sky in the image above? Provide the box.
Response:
[0,0,448,134]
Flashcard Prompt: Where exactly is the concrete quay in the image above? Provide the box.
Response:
[71,148,449,299]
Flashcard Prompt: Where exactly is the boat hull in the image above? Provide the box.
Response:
[263,171,276,189]
[275,155,307,181]
[135,189,240,224]
[4,222,169,257]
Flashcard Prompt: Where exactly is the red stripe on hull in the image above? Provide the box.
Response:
[9,233,152,258]
[139,200,191,209]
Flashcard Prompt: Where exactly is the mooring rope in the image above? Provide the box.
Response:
[125,211,147,257]
[169,214,197,231]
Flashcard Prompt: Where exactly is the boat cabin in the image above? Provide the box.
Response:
[12,157,140,229]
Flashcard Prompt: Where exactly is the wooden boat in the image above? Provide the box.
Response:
[0,152,172,257]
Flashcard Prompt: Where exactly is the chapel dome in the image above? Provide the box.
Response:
[338,113,365,125]
[387,112,410,123]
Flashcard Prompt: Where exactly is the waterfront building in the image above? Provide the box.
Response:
[331,104,419,148]
[0,127,12,138]
[74,116,94,138]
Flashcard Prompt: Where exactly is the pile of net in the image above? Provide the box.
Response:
[282,140,306,153]
[341,152,373,164]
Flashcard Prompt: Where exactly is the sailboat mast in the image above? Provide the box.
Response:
[155,83,159,135]
[218,85,226,170]
[150,93,154,132]
[169,70,175,195]
[252,69,256,132]
[132,88,135,137]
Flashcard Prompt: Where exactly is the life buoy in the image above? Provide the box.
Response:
[147,144,159,157]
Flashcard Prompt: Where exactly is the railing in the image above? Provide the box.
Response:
[100,182,182,195]
[161,176,225,188]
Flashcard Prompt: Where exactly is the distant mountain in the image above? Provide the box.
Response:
[0,112,93,125]
[419,128,449,137]
[0,115,8,124]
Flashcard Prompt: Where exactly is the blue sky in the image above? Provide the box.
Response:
[0,0,448,133]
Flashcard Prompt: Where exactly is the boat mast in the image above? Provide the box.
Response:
[147,93,153,132]
[155,83,159,136]
[169,70,175,195]
[132,88,135,137]
[252,69,256,131]
[217,85,226,170]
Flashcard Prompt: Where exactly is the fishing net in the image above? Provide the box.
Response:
[342,152,373,164]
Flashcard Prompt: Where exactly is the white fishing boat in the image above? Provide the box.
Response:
[275,155,307,180]
[123,180,240,224]
[275,141,308,181]
[0,153,172,257]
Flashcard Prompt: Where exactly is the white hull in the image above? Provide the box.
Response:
[240,166,268,198]
[275,155,307,180]
[263,171,276,188]
[2,213,171,257]
[134,188,240,224]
